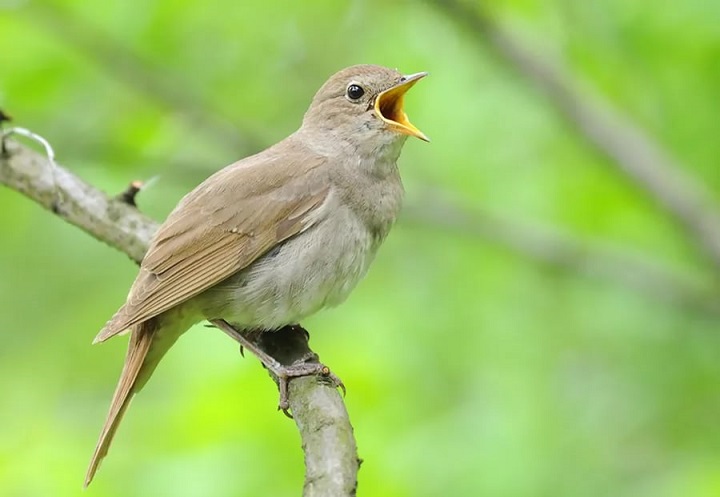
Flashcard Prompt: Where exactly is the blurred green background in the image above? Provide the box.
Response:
[2,1,720,496]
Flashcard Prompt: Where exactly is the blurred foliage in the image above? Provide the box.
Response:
[2,0,720,496]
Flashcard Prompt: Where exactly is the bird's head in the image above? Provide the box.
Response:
[301,64,428,152]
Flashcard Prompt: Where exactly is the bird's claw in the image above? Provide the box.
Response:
[270,362,345,416]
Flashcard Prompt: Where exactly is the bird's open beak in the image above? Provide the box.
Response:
[374,72,429,142]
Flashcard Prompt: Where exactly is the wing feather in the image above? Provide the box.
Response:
[95,148,329,342]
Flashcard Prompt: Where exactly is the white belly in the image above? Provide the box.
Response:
[196,206,377,330]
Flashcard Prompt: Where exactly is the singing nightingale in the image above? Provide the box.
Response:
[85,64,427,486]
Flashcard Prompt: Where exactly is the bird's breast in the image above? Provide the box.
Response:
[337,160,405,247]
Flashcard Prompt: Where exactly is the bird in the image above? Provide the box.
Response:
[84,64,427,487]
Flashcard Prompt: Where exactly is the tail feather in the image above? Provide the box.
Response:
[84,321,156,487]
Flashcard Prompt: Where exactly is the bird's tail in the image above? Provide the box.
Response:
[84,318,174,487]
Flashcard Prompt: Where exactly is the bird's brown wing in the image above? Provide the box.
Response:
[94,150,329,342]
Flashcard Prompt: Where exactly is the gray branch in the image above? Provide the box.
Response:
[0,140,358,496]
[430,0,720,272]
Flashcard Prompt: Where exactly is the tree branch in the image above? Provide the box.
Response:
[0,139,358,496]
[430,0,720,273]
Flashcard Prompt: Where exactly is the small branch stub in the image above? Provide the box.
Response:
[117,180,144,207]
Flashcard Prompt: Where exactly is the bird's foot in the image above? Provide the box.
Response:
[268,361,345,416]
[210,319,345,415]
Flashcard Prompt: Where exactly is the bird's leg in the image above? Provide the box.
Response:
[209,319,344,414]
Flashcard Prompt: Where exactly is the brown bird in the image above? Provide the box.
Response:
[85,64,427,486]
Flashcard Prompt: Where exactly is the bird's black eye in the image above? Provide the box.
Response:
[346,84,365,101]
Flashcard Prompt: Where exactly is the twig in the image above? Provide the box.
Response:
[2,126,63,211]
[429,0,720,272]
[1,140,155,263]
[116,180,145,207]
[0,139,359,496]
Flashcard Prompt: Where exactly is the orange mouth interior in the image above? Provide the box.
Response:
[374,74,429,142]
[377,90,407,125]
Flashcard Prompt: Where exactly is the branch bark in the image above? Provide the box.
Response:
[430,0,720,273]
[0,139,358,496]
